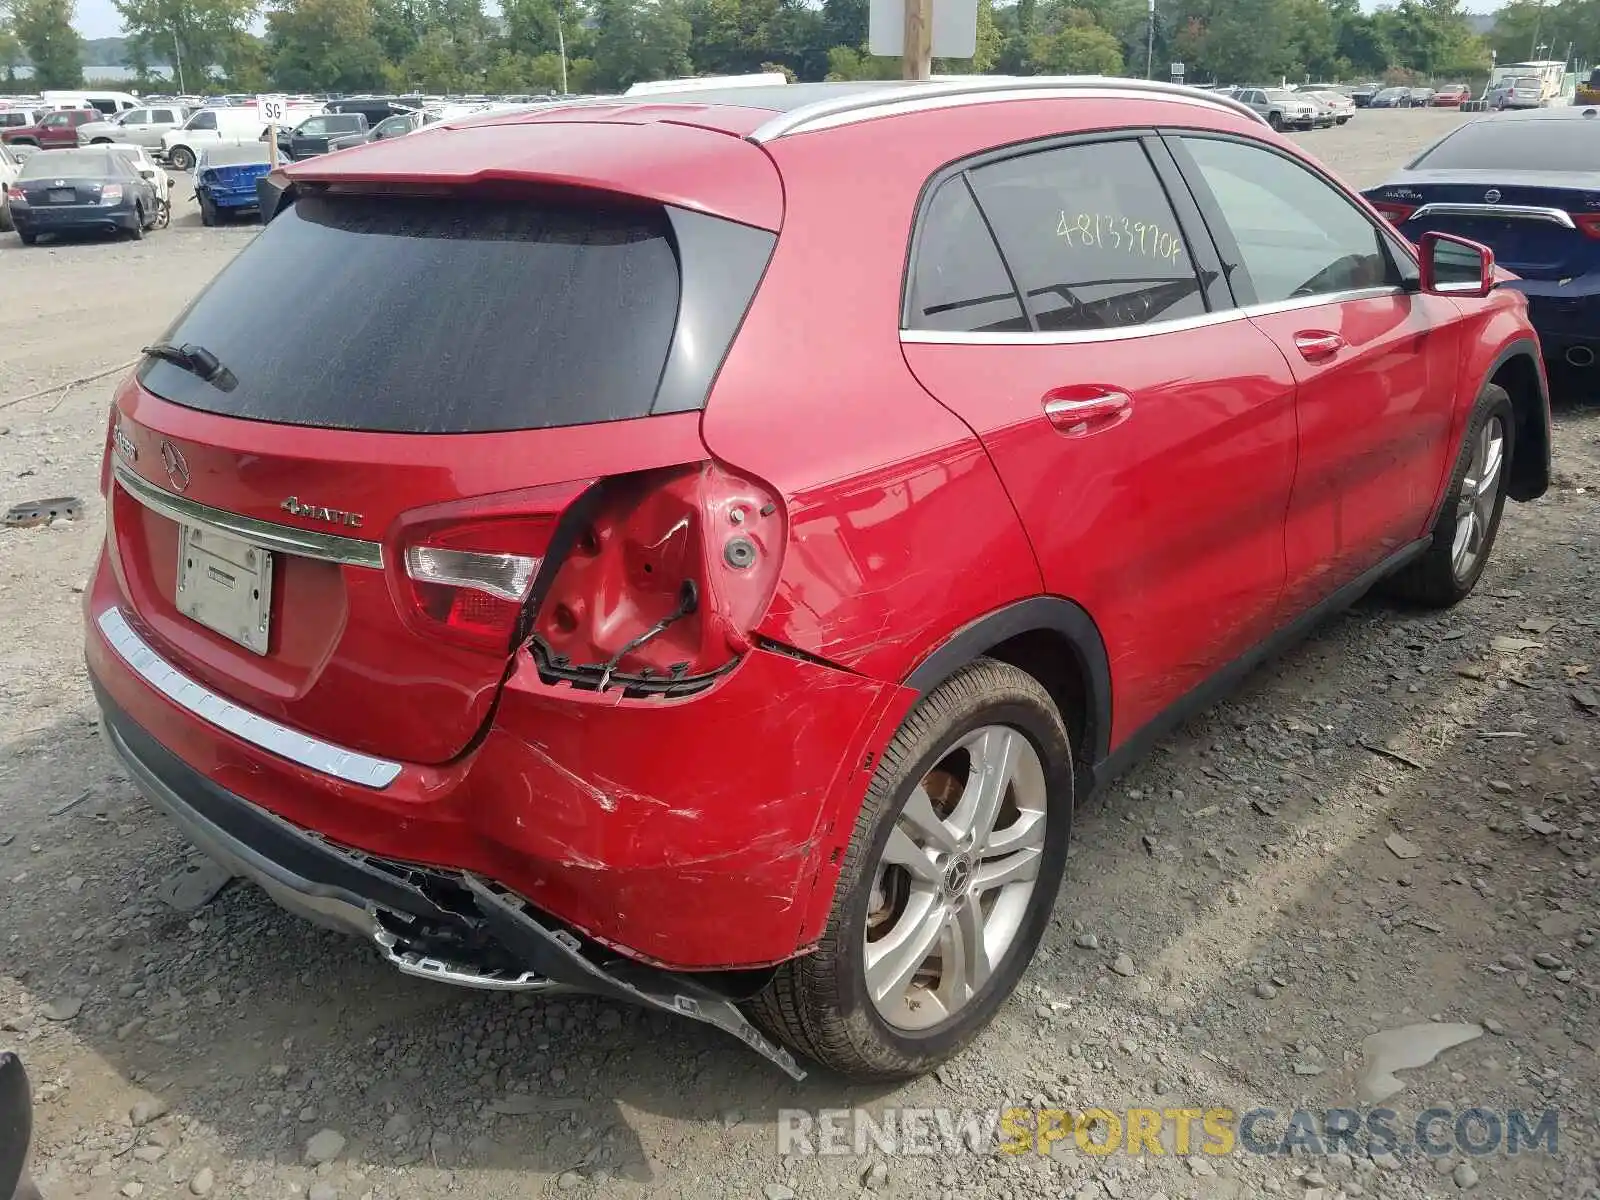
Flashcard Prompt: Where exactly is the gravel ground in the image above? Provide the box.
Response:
[4,111,1600,1200]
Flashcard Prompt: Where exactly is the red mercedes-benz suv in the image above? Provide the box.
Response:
[85,78,1551,1081]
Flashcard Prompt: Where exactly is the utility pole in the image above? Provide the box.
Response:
[172,28,185,94]
[1145,0,1155,79]
[555,0,569,93]
[903,0,932,81]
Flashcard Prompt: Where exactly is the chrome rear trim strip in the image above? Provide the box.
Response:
[98,607,403,789]
[114,463,384,570]
[1411,203,1576,228]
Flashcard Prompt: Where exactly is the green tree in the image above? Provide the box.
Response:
[1029,6,1123,71]
[115,0,257,90]
[823,43,898,78]
[0,5,23,87]
[13,0,81,87]
[590,0,692,90]
[267,0,387,90]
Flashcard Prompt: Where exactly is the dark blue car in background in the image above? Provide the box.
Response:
[1364,106,1600,380]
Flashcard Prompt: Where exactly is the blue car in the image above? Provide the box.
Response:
[1364,107,1600,375]
[194,142,273,226]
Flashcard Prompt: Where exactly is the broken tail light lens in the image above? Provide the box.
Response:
[530,462,786,698]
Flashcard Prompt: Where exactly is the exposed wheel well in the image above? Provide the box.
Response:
[1489,351,1549,501]
[984,629,1090,763]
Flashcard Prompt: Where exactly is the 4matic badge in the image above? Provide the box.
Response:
[281,496,364,528]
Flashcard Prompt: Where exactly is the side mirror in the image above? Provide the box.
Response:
[1418,231,1495,298]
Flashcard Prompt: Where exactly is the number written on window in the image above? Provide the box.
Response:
[1056,211,1187,264]
[970,139,1207,334]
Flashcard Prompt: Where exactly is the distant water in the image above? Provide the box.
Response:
[10,65,143,83]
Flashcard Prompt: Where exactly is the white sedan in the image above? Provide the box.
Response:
[107,144,174,220]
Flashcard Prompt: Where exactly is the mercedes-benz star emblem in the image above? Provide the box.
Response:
[1484,188,1502,204]
[159,441,190,493]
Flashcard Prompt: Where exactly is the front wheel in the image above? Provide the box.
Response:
[1268,112,1284,130]
[746,658,1073,1079]
[167,145,194,172]
[1385,384,1514,607]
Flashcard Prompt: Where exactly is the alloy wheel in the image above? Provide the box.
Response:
[1451,414,1505,582]
[863,725,1047,1031]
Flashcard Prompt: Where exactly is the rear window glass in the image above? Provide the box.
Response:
[20,150,122,178]
[1411,120,1599,170]
[137,193,682,434]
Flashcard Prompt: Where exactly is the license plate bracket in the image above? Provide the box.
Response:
[176,524,273,655]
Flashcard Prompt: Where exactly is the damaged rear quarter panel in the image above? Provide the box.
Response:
[465,645,901,969]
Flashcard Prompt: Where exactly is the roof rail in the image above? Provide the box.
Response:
[748,76,1265,142]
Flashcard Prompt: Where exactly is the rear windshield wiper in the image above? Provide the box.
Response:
[141,342,237,393]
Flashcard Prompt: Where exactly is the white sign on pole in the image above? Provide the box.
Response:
[1171,61,1185,76]
[256,95,290,125]
[869,0,978,60]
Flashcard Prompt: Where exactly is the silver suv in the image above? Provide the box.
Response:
[76,105,191,150]
[1235,87,1319,131]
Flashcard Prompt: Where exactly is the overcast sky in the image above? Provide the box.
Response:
[69,0,1502,43]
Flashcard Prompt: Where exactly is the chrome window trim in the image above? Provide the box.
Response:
[114,463,383,570]
[901,285,1403,345]
[749,78,1266,143]
[1411,203,1576,229]
[97,607,403,789]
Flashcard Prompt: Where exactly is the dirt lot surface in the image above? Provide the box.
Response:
[4,109,1600,1200]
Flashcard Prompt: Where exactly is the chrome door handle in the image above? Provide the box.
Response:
[1042,389,1133,435]
[1294,331,1346,361]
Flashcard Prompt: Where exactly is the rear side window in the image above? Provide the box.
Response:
[906,177,1027,333]
[1180,136,1389,305]
[967,140,1208,333]
[1409,119,1600,171]
[138,193,685,434]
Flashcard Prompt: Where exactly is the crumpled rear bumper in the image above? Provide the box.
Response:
[96,681,808,1078]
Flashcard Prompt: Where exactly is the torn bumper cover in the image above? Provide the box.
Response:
[96,685,807,1080]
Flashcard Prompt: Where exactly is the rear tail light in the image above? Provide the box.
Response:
[4,186,23,203]
[530,462,786,698]
[1575,214,1600,240]
[100,184,123,203]
[1371,201,1416,225]
[392,506,567,653]
[387,464,786,692]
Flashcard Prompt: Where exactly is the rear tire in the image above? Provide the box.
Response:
[168,146,194,172]
[1385,384,1514,607]
[0,198,11,232]
[128,206,145,240]
[199,194,217,227]
[745,658,1074,1080]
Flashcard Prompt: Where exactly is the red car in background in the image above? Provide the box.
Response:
[84,78,1552,1082]
[1433,83,1472,106]
[0,107,101,149]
